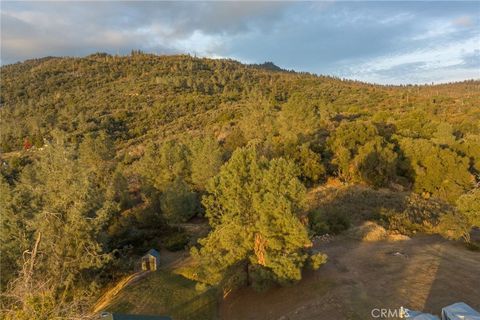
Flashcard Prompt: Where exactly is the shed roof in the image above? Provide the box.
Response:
[143,249,160,258]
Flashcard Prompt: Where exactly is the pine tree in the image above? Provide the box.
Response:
[192,145,324,289]
[137,140,189,191]
[160,177,198,223]
[328,121,379,180]
[188,136,224,191]
[0,177,30,288]
[2,140,114,319]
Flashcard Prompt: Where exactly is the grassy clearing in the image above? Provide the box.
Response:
[106,270,218,320]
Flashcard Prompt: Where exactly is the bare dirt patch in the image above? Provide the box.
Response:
[220,235,480,320]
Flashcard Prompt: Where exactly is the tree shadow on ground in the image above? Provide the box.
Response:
[307,184,409,224]
[422,241,480,313]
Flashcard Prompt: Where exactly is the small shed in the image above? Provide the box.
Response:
[141,249,160,271]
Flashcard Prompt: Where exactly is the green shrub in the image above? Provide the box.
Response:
[437,211,471,242]
[163,231,190,251]
[309,208,351,235]
[248,265,276,292]
[309,253,328,270]
[398,137,474,203]
[380,194,454,236]
[195,282,209,293]
[353,138,398,187]
[309,212,330,235]
[436,189,480,243]
[327,120,380,180]
[326,213,351,234]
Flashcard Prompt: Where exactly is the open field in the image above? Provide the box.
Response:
[220,235,480,320]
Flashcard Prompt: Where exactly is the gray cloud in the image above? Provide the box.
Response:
[1,2,292,63]
[1,1,479,84]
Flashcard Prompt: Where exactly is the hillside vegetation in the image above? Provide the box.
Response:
[0,53,479,319]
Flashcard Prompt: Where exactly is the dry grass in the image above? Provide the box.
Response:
[306,184,407,225]
[387,234,411,242]
[347,221,412,243]
[347,221,388,242]
[104,270,218,320]
[92,271,149,314]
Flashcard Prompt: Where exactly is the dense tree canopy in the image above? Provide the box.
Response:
[0,53,478,318]
[160,177,198,223]
[2,140,117,319]
[188,136,224,191]
[398,137,474,203]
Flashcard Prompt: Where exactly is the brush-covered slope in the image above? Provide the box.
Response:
[1,53,478,156]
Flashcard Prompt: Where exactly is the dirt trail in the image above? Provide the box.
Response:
[92,271,150,314]
[220,235,480,320]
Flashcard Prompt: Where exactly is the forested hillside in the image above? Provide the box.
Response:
[1,53,479,319]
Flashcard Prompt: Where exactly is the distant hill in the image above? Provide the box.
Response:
[249,61,285,72]
[1,53,478,156]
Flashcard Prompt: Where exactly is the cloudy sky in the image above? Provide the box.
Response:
[1,1,479,84]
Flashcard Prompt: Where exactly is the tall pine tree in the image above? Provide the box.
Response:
[192,145,325,289]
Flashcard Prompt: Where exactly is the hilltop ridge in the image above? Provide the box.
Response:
[1,53,478,155]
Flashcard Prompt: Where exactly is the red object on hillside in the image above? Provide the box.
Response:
[23,138,32,150]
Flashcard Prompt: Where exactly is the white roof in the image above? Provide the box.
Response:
[442,302,480,320]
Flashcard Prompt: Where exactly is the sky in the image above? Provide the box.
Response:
[1,1,479,84]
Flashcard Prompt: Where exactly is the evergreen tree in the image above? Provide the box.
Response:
[2,141,114,319]
[192,145,324,288]
[455,188,480,242]
[137,140,189,191]
[457,188,480,226]
[398,137,474,203]
[277,93,322,139]
[0,177,30,288]
[453,134,480,173]
[327,121,379,180]
[188,136,224,191]
[79,132,116,187]
[437,188,478,243]
[291,143,326,185]
[160,177,198,223]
